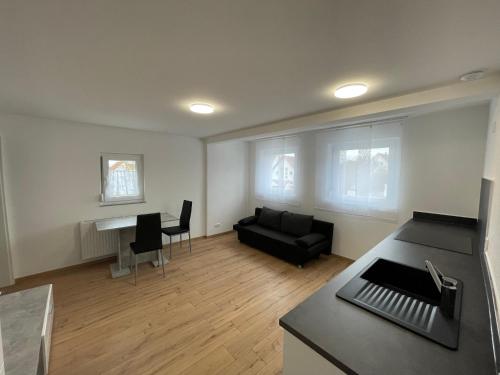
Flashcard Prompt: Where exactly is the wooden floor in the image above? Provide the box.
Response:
[4,232,351,375]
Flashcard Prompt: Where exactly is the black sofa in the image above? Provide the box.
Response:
[233,207,334,267]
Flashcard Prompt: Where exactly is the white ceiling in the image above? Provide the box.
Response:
[1,1,500,138]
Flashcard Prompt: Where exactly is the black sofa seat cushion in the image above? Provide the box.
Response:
[304,239,330,255]
[238,215,258,226]
[162,226,189,235]
[239,224,298,246]
[281,212,313,237]
[295,233,327,249]
[257,207,285,231]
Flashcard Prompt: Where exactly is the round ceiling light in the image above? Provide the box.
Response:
[460,70,485,82]
[334,83,368,99]
[190,103,214,114]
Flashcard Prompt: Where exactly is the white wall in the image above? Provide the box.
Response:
[484,98,499,180]
[483,97,500,313]
[249,104,489,259]
[399,105,488,220]
[0,114,205,278]
[0,139,14,286]
[206,141,249,236]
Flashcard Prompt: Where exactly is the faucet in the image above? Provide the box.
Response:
[425,260,458,318]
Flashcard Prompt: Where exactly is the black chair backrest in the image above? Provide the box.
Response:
[179,200,192,229]
[135,213,162,251]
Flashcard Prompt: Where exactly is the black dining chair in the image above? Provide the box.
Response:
[162,200,192,258]
[130,213,165,285]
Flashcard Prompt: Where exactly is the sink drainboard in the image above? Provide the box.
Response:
[355,282,437,332]
[336,258,463,349]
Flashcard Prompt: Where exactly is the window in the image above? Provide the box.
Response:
[272,152,296,192]
[337,146,390,200]
[254,136,302,204]
[315,123,401,220]
[100,153,145,205]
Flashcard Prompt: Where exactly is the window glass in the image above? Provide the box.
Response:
[254,136,302,204]
[100,153,144,205]
[315,123,401,220]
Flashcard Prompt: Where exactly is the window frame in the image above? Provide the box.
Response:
[326,137,400,212]
[100,153,145,206]
[315,122,402,221]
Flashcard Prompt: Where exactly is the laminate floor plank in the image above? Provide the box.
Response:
[2,232,351,375]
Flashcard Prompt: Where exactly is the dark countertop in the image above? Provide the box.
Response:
[279,217,497,375]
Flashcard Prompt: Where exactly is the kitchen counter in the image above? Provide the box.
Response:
[279,213,497,374]
[0,285,53,375]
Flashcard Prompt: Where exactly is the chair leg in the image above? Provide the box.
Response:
[180,233,182,247]
[161,249,165,279]
[169,236,172,259]
[134,253,138,286]
[188,231,192,254]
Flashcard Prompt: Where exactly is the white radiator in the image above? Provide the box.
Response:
[80,220,119,260]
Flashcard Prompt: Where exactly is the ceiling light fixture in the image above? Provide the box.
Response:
[190,103,214,114]
[460,70,485,82]
[334,83,368,99]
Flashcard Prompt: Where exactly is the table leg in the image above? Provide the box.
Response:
[110,229,131,278]
[117,233,121,269]
[152,251,169,268]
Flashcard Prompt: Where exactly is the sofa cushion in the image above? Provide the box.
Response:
[295,233,326,248]
[238,215,258,226]
[281,212,313,237]
[257,207,284,231]
[240,224,297,246]
[304,239,330,255]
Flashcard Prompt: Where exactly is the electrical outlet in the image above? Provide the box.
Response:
[214,222,221,228]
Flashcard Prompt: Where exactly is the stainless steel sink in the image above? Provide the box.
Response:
[336,258,462,349]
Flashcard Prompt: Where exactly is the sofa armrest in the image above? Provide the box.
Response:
[295,233,327,248]
[238,215,258,226]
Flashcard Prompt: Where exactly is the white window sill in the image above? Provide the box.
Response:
[254,196,302,207]
[314,205,399,223]
[99,200,146,207]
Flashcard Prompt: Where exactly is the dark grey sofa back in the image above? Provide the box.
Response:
[254,207,334,245]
